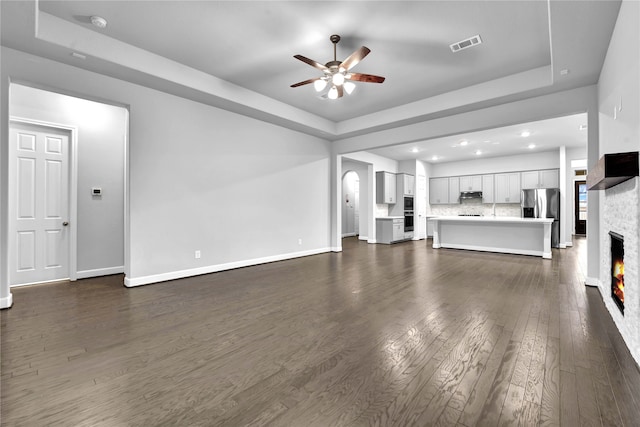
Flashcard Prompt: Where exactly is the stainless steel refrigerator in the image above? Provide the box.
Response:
[521,188,560,248]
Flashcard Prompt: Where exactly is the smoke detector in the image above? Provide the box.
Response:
[450,35,482,53]
[90,15,108,29]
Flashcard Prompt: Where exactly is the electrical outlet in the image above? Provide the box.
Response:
[195,250,201,259]
[298,238,302,245]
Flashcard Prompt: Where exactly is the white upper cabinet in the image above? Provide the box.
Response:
[429,177,449,204]
[376,171,397,204]
[539,169,560,188]
[482,174,494,203]
[403,174,415,195]
[521,171,539,189]
[397,173,415,196]
[448,177,460,203]
[459,175,482,191]
[521,169,559,189]
[494,173,521,204]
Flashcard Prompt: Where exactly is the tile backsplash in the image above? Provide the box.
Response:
[429,201,521,217]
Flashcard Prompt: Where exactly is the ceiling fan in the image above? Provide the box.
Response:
[291,34,385,99]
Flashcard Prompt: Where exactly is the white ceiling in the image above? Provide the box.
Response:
[369,113,588,163]
[0,1,620,157]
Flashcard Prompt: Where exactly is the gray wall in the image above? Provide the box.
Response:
[9,84,126,276]
[1,47,331,294]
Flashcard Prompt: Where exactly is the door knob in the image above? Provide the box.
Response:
[62,221,69,226]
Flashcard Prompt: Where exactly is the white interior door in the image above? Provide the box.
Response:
[9,122,70,285]
[354,178,360,235]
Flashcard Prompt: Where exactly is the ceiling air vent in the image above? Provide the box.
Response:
[450,35,483,53]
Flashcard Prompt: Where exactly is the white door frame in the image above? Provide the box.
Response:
[9,116,78,284]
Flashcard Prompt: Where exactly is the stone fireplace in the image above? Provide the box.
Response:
[601,176,639,363]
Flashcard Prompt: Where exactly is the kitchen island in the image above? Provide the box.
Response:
[430,216,554,259]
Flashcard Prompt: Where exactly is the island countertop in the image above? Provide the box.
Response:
[429,215,553,258]
[428,215,553,224]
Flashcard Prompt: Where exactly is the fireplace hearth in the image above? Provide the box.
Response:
[610,231,624,314]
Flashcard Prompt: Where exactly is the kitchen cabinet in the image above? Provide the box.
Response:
[459,175,482,191]
[494,173,521,203]
[448,177,460,203]
[482,174,494,203]
[376,171,397,204]
[521,169,559,189]
[429,177,449,204]
[400,173,415,195]
[539,169,560,188]
[376,218,406,244]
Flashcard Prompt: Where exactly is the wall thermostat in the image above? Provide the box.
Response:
[91,187,102,196]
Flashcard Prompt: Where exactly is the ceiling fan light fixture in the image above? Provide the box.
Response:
[344,81,356,95]
[332,72,345,86]
[291,34,385,99]
[328,86,338,100]
[314,79,328,92]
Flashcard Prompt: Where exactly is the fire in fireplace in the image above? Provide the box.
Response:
[610,231,624,314]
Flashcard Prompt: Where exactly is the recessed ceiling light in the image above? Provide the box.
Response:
[475,150,482,155]
[459,140,469,146]
[411,147,419,153]
[579,124,587,130]
[528,144,536,149]
[560,69,570,76]
[90,15,108,29]
[431,155,439,161]
[520,130,531,137]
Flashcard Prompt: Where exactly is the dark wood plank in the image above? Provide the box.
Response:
[457,327,511,426]
[497,382,526,425]
[575,365,601,426]
[475,340,521,426]
[539,337,560,426]
[560,370,579,426]
[1,237,638,426]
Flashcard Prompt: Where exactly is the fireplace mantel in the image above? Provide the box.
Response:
[587,151,639,190]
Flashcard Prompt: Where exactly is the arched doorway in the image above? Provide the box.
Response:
[342,170,360,238]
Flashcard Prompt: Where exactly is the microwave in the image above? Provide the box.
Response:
[404,196,414,211]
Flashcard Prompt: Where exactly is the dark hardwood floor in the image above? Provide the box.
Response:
[2,237,640,426]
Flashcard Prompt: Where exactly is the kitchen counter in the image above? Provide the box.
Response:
[429,215,554,258]
[376,217,412,244]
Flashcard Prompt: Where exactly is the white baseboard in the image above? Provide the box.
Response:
[331,246,342,252]
[77,266,124,279]
[124,248,332,288]
[559,243,567,249]
[358,235,368,241]
[342,232,357,238]
[565,241,573,247]
[0,293,13,309]
[585,276,600,287]
[368,239,377,244]
[438,243,547,258]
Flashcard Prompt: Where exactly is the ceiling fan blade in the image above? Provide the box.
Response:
[290,78,320,88]
[341,46,371,71]
[293,55,328,72]
[337,85,344,98]
[348,73,386,83]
